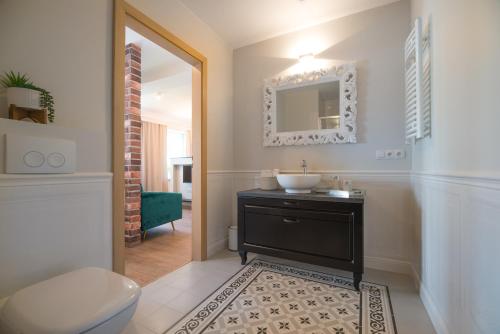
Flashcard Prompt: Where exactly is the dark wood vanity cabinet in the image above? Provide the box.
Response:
[237,190,364,289]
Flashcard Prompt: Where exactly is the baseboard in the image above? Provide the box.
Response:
[363,256,414,275]
[420,283,450,334]
[410,265,448,334]
[208,237,228,257]
[410,263,421,292]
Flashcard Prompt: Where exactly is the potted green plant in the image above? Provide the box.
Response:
[0,71,55,122]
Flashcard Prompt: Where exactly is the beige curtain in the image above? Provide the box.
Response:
[141,121,168,192]
[186,129,192,157]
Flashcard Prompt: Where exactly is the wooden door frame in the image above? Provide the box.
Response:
[113,0,208,274]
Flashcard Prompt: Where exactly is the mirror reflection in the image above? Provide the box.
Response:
[276,80,340,132]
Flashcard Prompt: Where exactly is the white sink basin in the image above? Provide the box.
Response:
[276,174,321,194]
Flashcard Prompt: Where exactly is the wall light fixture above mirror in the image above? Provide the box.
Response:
[263,63,357,146]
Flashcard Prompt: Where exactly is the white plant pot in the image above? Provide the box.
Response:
[6,87,40,109]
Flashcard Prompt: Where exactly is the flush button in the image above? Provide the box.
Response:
[47,152,65,168]
[23,151,45,167]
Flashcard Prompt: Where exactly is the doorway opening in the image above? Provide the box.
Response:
[113,1,207,281]
[123,27,194,286]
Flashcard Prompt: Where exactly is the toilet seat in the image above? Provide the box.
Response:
[0,267,141,334]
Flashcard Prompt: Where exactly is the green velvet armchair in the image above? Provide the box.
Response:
[140,187,182,237]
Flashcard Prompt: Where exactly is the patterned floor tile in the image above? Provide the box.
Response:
[165,259,396,334]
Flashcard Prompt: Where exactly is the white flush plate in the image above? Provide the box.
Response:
[5,134,76,174]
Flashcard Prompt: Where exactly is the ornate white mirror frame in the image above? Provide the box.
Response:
[263,63,357,146]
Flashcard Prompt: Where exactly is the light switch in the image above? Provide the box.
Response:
[376,150,386,160]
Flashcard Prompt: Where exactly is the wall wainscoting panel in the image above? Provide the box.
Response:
[0,173,112,298]
[223,170,415,275]
[207,172,235,257]
[411,172,500,334]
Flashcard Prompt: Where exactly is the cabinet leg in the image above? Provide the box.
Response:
[353,272,362,290]
[239,251,247,265]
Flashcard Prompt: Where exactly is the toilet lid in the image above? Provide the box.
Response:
[0,267,141,334]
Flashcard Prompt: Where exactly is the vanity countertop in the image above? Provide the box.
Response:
[237,189,364,204]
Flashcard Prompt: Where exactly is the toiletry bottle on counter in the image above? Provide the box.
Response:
[331,176,340,189]
[259,170,278,190]
[342,179,353,192]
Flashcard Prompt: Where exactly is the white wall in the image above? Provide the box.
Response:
[411,0,500,173]
[0,0,235,290]
[127,0,234,171]
[410,0,500,333]
[0,0,112,172]
[231,1,415,272]
[0,0,115,297]
[233,1,411,171]
[0,0,234,172]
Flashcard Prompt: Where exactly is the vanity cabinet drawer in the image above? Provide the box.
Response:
[243,205,353,261]
[240,197,355,213]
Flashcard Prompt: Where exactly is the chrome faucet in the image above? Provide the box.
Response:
[301,160,308,175]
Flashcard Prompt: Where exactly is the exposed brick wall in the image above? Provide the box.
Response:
[124,43,142,247]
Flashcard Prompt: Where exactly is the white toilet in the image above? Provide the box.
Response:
[0,267,141,334]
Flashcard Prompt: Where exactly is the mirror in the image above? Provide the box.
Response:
[263,64,357,146]
[276,81,340,132]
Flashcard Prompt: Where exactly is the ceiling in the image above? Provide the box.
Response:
[125,28,191,83]
[142,72,192,130]
[125,27,192,130]
[179,0,400,48]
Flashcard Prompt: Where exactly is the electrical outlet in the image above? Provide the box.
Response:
[393,149,406,159]
[385,149,406,160]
